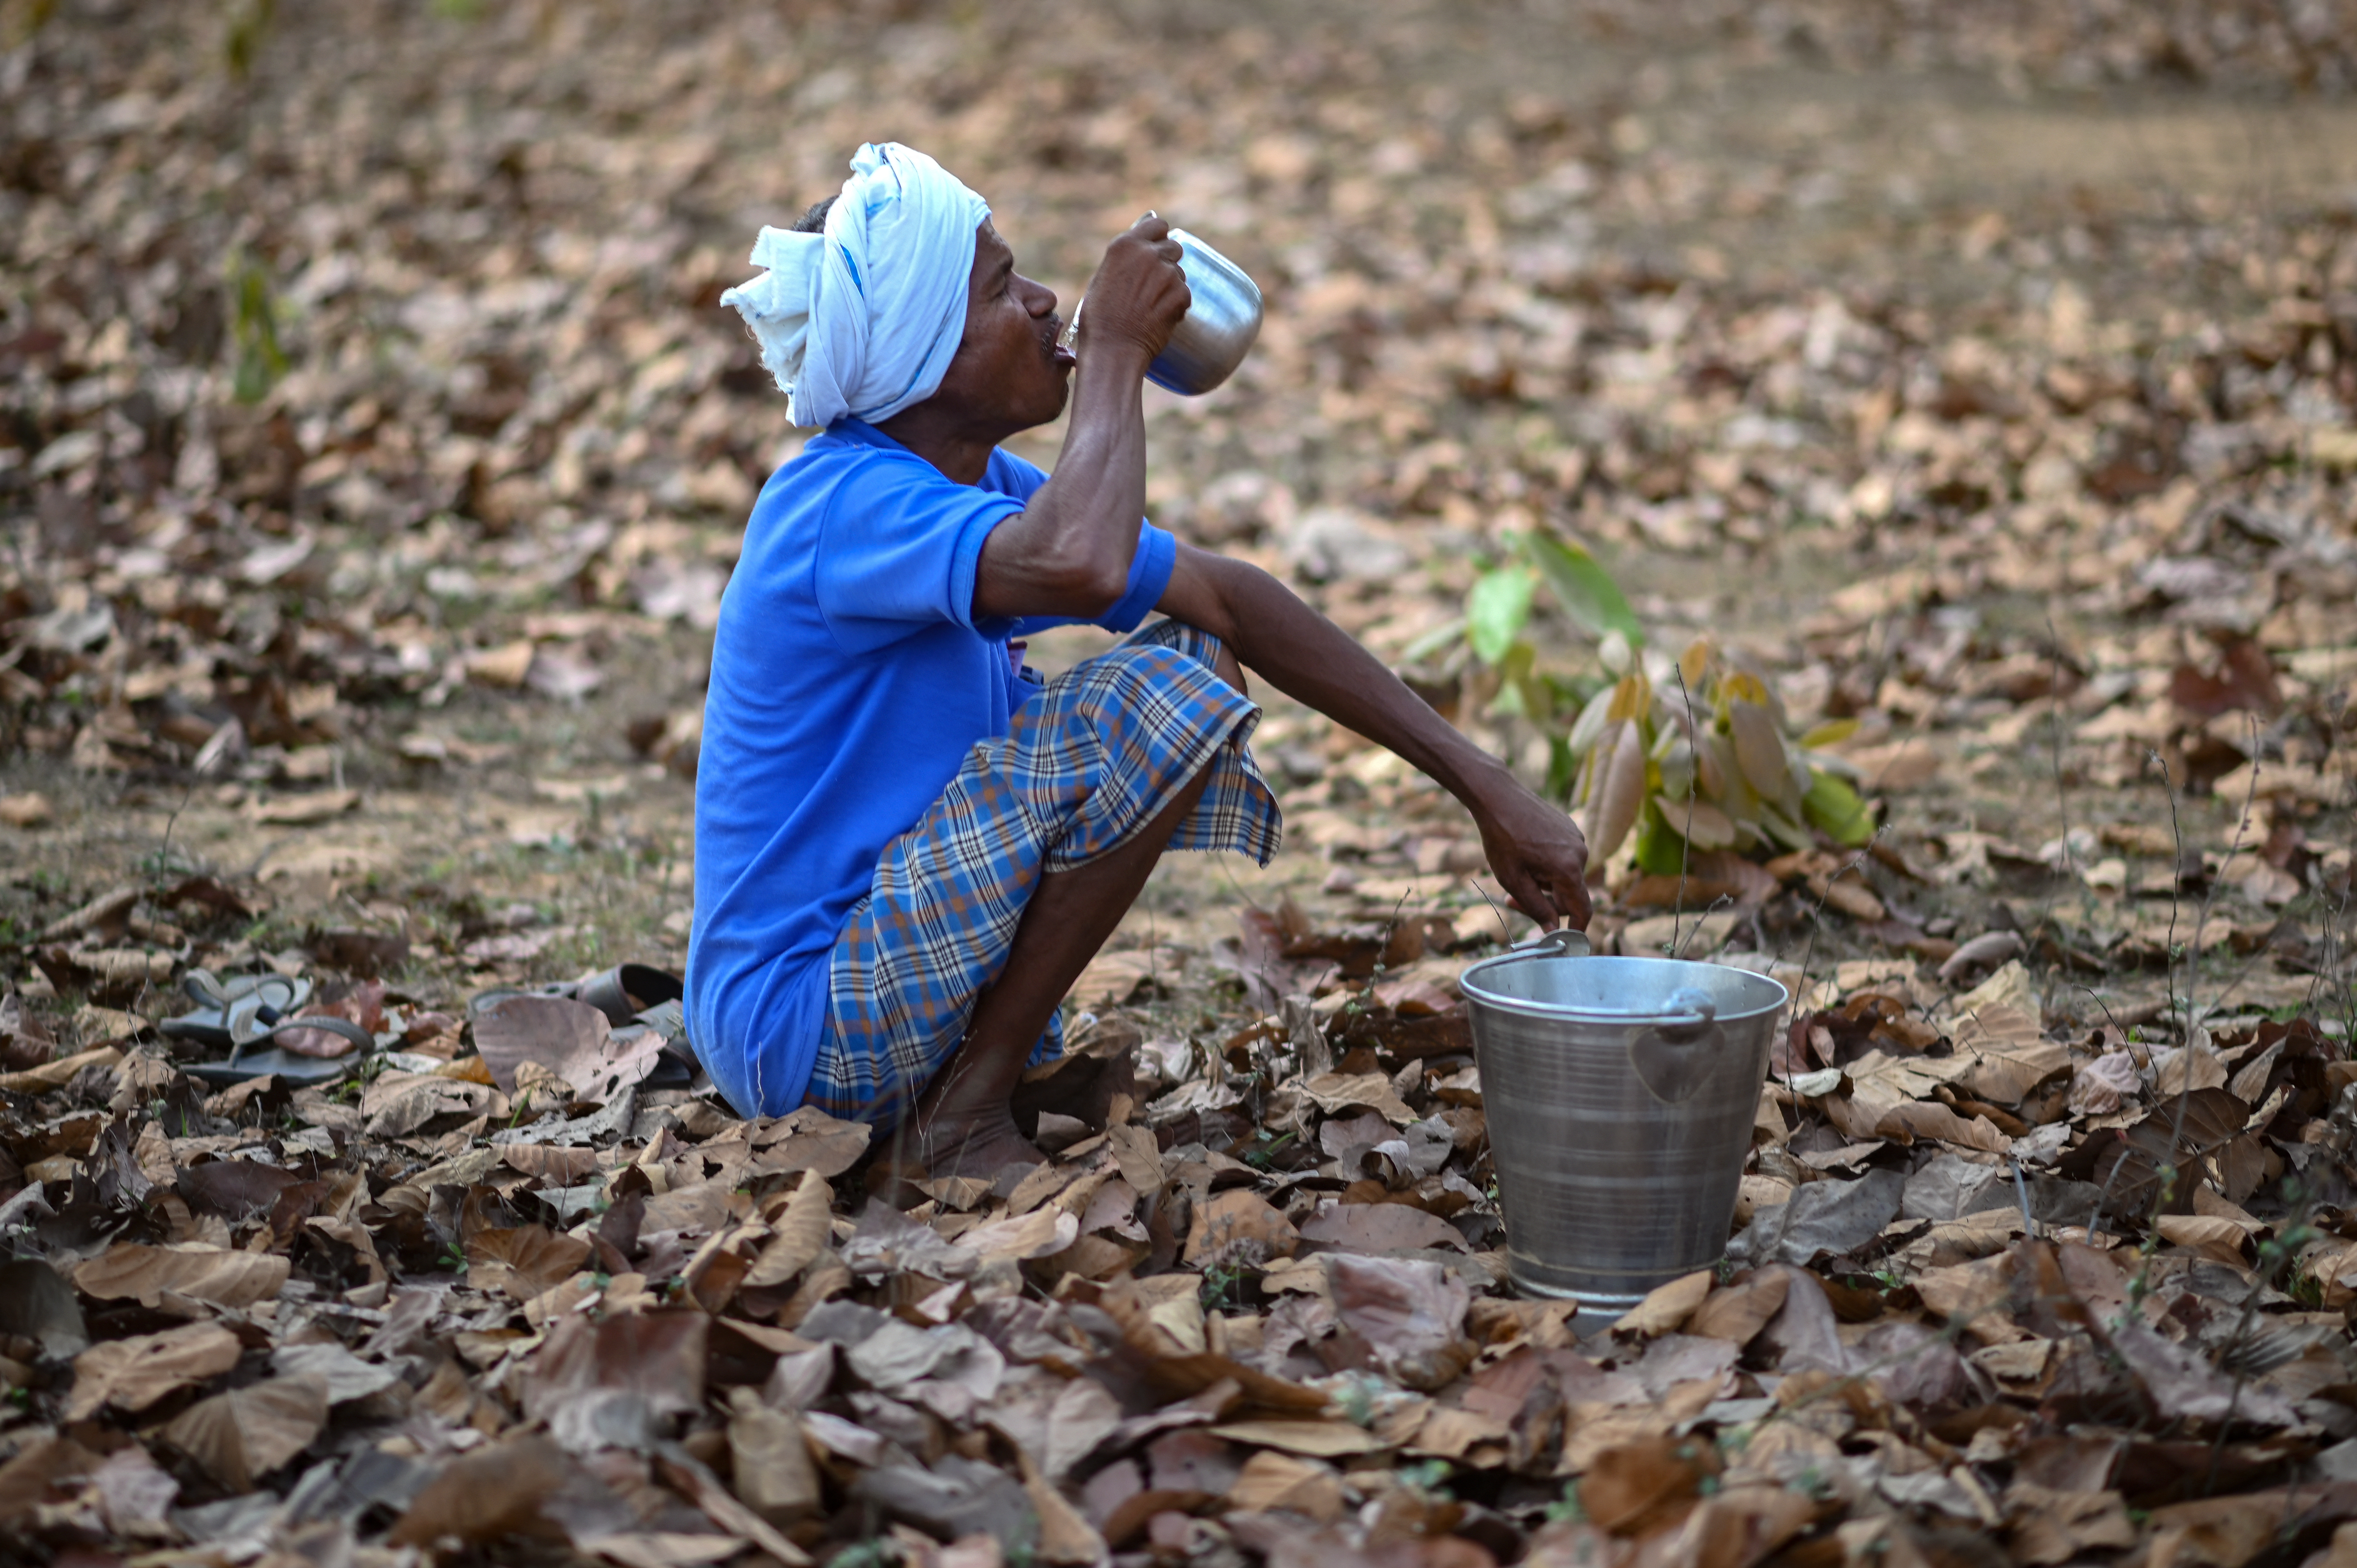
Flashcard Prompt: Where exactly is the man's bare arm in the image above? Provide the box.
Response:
[1156,543,1592,930]
[971,219,1189,621]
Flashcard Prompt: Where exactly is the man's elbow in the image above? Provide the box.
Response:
[1065,547,1135,617]
[1028,553,1130,618]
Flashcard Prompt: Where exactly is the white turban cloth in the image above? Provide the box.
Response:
[720,143,991,431]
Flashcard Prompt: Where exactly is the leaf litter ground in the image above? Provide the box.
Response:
[3,2,2357,1567]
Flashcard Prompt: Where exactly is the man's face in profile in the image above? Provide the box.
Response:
[924,218,1077,434]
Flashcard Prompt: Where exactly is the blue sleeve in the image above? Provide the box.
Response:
[1095,521,1176,632]
[983,447,1051,504]
[981,450,1173,633]
[812,457,1026,653]
[1005,521,1179,640]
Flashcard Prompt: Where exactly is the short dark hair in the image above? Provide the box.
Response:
[791,196,836,234]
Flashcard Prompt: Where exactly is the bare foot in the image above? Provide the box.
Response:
[910,1100,1045,1180]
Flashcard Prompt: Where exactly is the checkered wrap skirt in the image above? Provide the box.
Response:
[804,619,1281,1124]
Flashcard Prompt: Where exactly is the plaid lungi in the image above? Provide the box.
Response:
[804,619,1281,1125]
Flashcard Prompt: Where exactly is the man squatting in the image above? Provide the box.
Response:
[687,143,1592,1179]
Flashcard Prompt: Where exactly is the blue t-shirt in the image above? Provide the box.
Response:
[688,418,1178,1117]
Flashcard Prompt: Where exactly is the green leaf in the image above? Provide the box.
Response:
[1633,799,1687,876]
[1545,733,1578,802]
[1757,802,1814,853]
[1485,639,1539,717]
[1400,615,1468,664]
[1799,716,1861,750]
[1466,568,1538,666]
[229,251,287,406]
[1803,768,1876,847]
[1522,530,1643,647]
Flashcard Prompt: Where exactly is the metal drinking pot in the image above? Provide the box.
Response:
[1460,929,1789,1320]
[1060,223,1263,395]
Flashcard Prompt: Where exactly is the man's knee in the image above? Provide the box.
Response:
[1064,634,1245,739]
[1141,622,1245,695]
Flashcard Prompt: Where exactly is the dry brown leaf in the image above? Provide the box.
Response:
[1019,1448,1112,1564]
[1226,1450,1346,1521]
[655,1447,813,1565]
[2108,1321,2297,1427]
[1067,950,1160,1011]
[1583,718,1646,861]
[2144,1494,2293,1568]
[1184,1189,1301,1267]
[2006,1482,2137,1564]
[474,995,660,1104]
[468,640,538,687]
[2154,1214,2252,1265]
[2155,1041,2230,1097]
[66,1321,243,1421]
[749,1107,872,1176]
[1612,1269,1712,1338]
[1945,959,2039,1019]
[1687,1270,1792,1347]
[1914,1253,2029,1344]
[248,788,360,825]
[0,1044,125,1093]
[573,1533,744,1568]
[1875,1099,2012,1153]
[958,1205,1081,1264]
[1842,1050,1978,1116]
[499,1144,601,1183]
[1952,1006,2071,1105]
[0,792,54,827]
[1581,1433,1717,1536]
[388,1434,573,1547]
[1297,1201,1470,1255]
[161,1375,329,1491]
[1816,876,1886,923]
[1105,1122,1165,1193]
[1206,1419,1389,1457]
[745,1170,834,1288]
[1296,1070,1417,1125]
[361,1070,501,1137]
[74,1242,290,1310]
[1409,1405,1514,1464]
[468,1224,594,1302]
[523,1309,708,1452]
[1846,740,1942,792]
[176,1159,306,1219]
[1329,1255,1473,1390]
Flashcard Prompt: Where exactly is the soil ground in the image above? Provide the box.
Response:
[3,0,2351,1036]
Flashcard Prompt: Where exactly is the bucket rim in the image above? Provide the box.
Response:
[1459,950,1789,1023]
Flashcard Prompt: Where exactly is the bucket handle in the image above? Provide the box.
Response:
[1627,986,1722,1105]
[1506,927,1593,960]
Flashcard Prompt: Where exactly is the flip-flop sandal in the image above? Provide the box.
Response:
[629,996,697,1091]
[464,976,596,1017]
[161,969,314,1051]
[469,963,684,1024]
[186,1014,379,1089]
[575,963,684,1027]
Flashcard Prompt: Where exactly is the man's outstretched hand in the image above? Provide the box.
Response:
[1471,780,1593,932]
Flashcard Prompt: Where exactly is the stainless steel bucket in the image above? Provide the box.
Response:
[1460,929,1788,1318]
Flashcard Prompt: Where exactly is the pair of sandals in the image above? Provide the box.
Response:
[468,962,698,1093]
[163,970,380,1089]
[163,963,698,1096]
